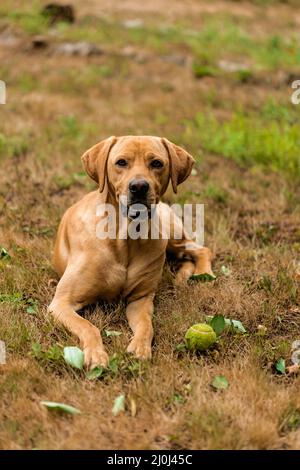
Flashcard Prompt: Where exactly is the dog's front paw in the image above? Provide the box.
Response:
[84,345,109,370]
[127,337,152,360]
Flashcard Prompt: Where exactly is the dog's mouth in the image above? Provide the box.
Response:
[128,203,153,220]
[119,198,154,220]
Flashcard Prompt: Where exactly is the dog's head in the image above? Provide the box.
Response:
[82,136,194,218]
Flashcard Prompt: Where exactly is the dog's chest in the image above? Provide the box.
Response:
[100,238,167,300]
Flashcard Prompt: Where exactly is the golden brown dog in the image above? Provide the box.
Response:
[48,136,213,369]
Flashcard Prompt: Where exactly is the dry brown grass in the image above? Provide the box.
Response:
[0,0,300,449]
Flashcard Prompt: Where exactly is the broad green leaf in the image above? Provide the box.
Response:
[276,358,286,374]
[175,342,187,352]
[63,346,84,370]
[190,273,216,282]
[211,375,229,390]
[210,314,226,336]
[220,265,231,276]
[112,394,125,416]
[86,367,104,380]
[104,330,122,337]
[40,401,81,415]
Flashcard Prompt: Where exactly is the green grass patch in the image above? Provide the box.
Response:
[184,104,300,178]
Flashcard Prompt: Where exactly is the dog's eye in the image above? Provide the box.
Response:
[116,159,128,167]
[151,159,163,169]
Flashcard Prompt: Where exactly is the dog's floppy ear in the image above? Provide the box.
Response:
[81,136,117,192]
[162,138,195,193]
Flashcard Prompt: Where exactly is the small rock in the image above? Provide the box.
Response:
[55,42,103,56]
[42,3,75,25]
[122,19,144,29]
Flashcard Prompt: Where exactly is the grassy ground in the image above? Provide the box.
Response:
[0,0,300,450]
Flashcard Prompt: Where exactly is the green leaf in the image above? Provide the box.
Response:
[40,401,81,415]
[112,394,125,416]
[86,367,104,380]
[175,342,187,352]
[230,320,246,334]
[0,247,10,260]
[220,265,231,276]
[276,358,286,374]
[109,355,119,374]
[63,346,84,370]
[104,330,122,337]
[31,342,43,358]
[26,306,37,314]
[210,314,226,336]
[211,375,229,390]
[190,273,216,282]
[26,298,38,315]
[207,315,246,334]
[46,345,63,361]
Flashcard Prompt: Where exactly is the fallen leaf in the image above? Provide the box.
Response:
[210,314,225,336]
[230,319,246,334]
[0,248,10,260]
[63,346,84,370]
[112,394,125,416]
[104,330,122,337]
[206,315,246,334]
[40,401,81,415]
[189,273,216,282]
[211,375,229,391]
[86,366,104,380]
[275,358,285,374]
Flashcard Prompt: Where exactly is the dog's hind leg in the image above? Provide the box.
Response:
[166,208,214,284]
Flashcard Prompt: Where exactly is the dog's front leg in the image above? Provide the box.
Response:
[48,266,109,369]
[126,295,154,360]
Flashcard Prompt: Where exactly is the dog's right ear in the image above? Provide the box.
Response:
[81,136,117,192]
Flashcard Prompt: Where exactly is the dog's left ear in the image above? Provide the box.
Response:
[81,136,117,192]
[162,138,195,193]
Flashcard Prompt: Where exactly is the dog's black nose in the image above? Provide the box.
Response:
[129,179,149,195]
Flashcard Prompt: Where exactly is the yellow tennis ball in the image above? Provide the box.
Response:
[185,323,217,351]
